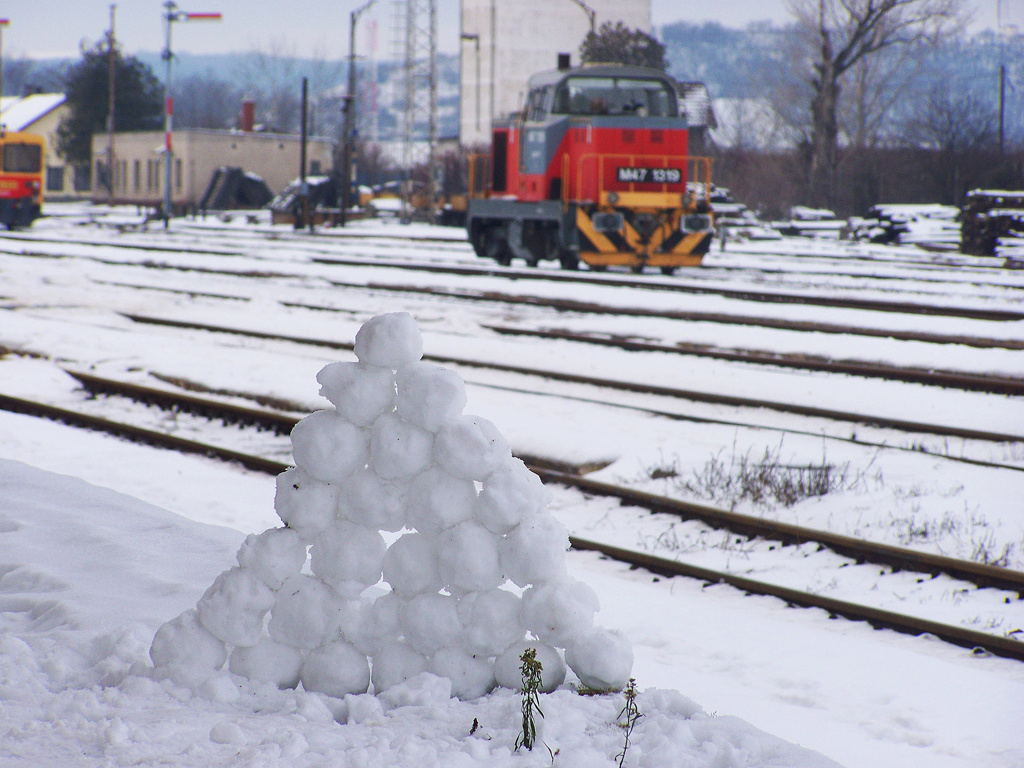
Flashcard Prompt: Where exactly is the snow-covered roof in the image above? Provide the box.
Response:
[0,93,66,132]
[709,96,800,151]
[676,82,715,129]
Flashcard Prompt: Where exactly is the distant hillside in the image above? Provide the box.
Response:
[661,21,1024,146]
[10,25,1022,148]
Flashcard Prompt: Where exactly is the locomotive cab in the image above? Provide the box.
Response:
[468,64,714,273]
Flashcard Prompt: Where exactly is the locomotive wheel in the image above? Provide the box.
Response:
[484,230,512,266]
[589,264,607,272]
[660,266,676,276]
[558,249,579,270]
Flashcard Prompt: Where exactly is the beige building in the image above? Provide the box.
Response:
[0,93,90,199]
[90,129,335,211]
[458,0,652,146]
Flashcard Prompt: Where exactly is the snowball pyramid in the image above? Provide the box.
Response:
[149,311,631,702]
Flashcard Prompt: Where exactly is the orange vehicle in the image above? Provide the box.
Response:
[467,63,714,274]
[0,130,44,230]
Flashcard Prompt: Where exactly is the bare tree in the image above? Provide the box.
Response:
[234,39,344,135]
[172,71,244,130]
[901,86,997,203]
[787,0,962,207]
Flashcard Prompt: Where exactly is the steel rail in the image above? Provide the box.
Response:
[295,288,1024,351]
[480,324,1024,396]
[326,277,1024,324]
[6,228,1022,321]
[2,386,1021,661]
[51,372,1024,593]
[119,312,1024,445]
[567,536,1024,663]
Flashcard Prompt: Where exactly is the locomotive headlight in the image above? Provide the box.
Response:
[682,214,712,232]
[607,191,619,205]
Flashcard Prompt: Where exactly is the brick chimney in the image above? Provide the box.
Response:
[240,100,255,132]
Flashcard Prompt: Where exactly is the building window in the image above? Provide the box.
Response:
[176,158,183,191]
[46,166,64,192]
[74,164,91,192]
[134,160,141,192]
[310,160,322,175]
[147,160,153,190]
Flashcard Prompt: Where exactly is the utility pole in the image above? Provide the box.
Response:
[341,0,379,227]
[566,0,596,35]
[392,0,438,223]
[0,19,10,104]
[107,5,117,205]
[161,2,221,229]
[298,77,311,231]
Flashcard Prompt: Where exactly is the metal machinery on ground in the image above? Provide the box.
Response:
[0,130,44,230]
[466,63,714,273]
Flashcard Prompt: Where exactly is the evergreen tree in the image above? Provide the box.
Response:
[56,42,164,164]
[579,22,666,72]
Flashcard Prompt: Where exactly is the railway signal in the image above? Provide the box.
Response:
[161,2,221,229]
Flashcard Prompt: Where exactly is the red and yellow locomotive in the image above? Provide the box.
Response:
[467,63,713,274]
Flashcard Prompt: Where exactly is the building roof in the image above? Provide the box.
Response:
[677,82,716,129]
[0,93,66,132]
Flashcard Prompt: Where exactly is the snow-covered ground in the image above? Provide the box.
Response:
[1,204,1022,767]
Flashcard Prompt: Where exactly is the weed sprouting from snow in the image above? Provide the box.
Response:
[646,440,867,511]
[616,678,643,768]
[514,648,544,752]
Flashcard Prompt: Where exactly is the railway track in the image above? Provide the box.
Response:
[1,374,1021,662]
[479,323,1024,395]
[7,228,1024,323]
[119,312,1024,445]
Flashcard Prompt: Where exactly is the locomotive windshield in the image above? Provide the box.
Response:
[3,143,42,173]
[551,76,678,118]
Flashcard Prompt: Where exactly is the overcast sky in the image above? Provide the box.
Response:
[1,0,1016,61]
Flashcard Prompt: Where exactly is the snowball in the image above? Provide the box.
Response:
[382,533,442,596]
[310,521,385,593]
[494,640,566,693]
[354,312,423,369]
[300,640,371,698]
[150,609,227,684]
[474,459,550,535]
[429,647,495,700]
[433,415,511,480]
[337,467,407,532]
[274,467,339,541]
[522,578,600,646]
[316,362,396,426]
[228,636,303,689]
[197,567,275,647]
[395,362,467,432]
[370,640,428,693]
[405,467,476,534]
[500,514,569,588]
[370,412,434,479]
[360,591,403,654]
[399,592,461,655]
[436,521,503,593]
[268,574,339,650]
[236,527,308,590]
[565,627,634,692]
[457,589,526,656]
[290,410,369,483]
